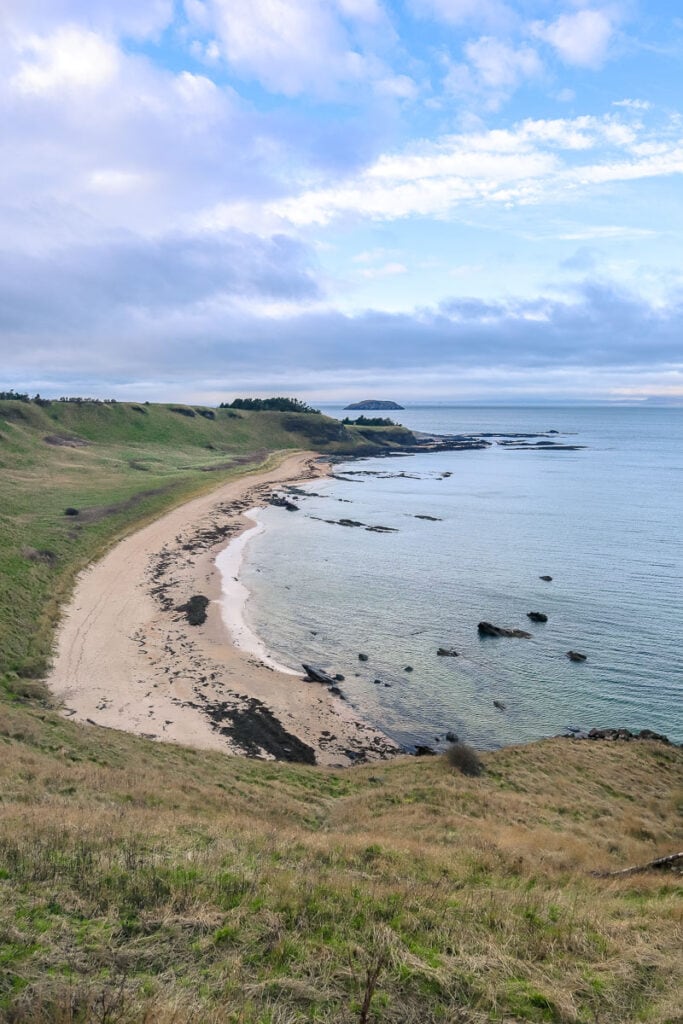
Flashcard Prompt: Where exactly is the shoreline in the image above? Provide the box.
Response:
[48,452,400,767]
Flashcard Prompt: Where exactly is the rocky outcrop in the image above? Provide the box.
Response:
[302,664,337,686]
[562,727,671,745]
[478,622,531,639]
[437,647,459,657]
[344,400,404,410]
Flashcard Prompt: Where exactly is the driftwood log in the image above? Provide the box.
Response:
[592,851,683,878]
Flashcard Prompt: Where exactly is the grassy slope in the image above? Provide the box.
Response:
[0,399,681,1023]
[0,399,396,680]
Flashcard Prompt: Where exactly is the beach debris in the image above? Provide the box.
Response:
[493,700,507,711]
[358,653,369,662]
[478,622,532,639]
[539,575,553,581]
[176,595,210,626]
[302,663,337,686]
[527,611,548,623]
[566,650,587,662]
[437,647,459,657]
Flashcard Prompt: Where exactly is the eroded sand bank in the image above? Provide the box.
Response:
[48,452,399,766]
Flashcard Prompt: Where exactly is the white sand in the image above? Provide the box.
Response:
[48,452,399,766]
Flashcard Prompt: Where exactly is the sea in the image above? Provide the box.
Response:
[226,406,683,751]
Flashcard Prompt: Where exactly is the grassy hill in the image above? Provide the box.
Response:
[0,397,681,1023]
[0,398,412,682]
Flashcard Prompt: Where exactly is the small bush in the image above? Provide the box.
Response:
[64,507,79,517]
[445,742,484,777]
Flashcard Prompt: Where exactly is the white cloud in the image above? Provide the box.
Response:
[532,9,616,69]
[613,98,652,111]
[444,36,542,109]
[410,0,514,29]
[11,26,120,95]
[359,261,408,278]
[2,0,174,40]
[86,170,154,194]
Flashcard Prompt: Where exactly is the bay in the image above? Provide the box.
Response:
[237,407,683,750]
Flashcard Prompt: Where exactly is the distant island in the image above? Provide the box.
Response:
[344,399,404,410]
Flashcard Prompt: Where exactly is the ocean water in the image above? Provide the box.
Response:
[235,407,683,750]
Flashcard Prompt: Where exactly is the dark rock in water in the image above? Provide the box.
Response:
[445,731,458,743]
[358,653,369,662]
[302,663,337,685]
[404,665,413,672]
[478,621,531,639]
[338,518,364,527]
[493,700,506,711]
[328,685,345,698]
[269,494,299,511]
[527,611,548,623]
[638,728,671,744]
[437,647,459,657]
[176,595,210,626]
[539,575,553,582]
[366,524,398,533]
[383,682,392,688]
[374,678,382,685]
[334,673,345,682]
[549,429,559,434]
[415,745,436,756]
[415,514,442,521]
[566,650,587,662]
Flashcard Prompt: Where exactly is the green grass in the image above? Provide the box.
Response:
[0,399,399,680]
[0,397,681,1022]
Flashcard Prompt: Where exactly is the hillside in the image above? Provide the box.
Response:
[0,397,681,1023]
[0,398,413,681]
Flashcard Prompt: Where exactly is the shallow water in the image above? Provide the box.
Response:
[235,407,683,750]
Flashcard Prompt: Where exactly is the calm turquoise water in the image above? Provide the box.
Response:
[239,407,683,750]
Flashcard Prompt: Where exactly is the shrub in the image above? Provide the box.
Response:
[445,742,484,777]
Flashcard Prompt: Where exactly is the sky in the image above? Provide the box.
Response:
[1,0,683,404]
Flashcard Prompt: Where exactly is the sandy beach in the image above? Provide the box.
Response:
[48,451,399,766]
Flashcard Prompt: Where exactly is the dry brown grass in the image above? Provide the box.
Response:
[1,702,681,1023]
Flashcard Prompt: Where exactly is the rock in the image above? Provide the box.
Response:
[383,682,392,687]
[269,495,299,511]
[358,653,369,662]
[344,400,404,410]
[527,611,548,623]
[365,525,398,533]
[478,622,531,639]
[437,647,459,657]
[334,673,345,682]
[539,575,553,581]
[404,665,413,672]
[638,728,671,744]
[338,518,364,527]
[328,686,345,699]
[64,507,79,516]
[566,650,587,662]
[374,679,382,685]
[493,700,506,711]
[415,745,436,756]
[415,514,442,521]
[445,731,458,743]
[566,727,671,744]
[302,664,337,685]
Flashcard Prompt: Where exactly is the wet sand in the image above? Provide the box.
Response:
[48,452,399,766]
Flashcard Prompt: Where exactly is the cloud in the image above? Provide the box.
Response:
[532,8,617,69]
[444,36,542,109]
[410,0,515,31]
[359,261,408,278]
[11,26,120,95]
[214,113,683,228]
[2,0,174,40]
[3,277,682,403]
[185,0,403,98]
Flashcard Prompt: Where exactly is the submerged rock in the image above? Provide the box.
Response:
[478,621,532,639]
[437,647,459,657]
[566,650,587,662]
[539,575,553,582]
[493,700,507,711]
[358,653,369,662]
[527,611,548,623]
